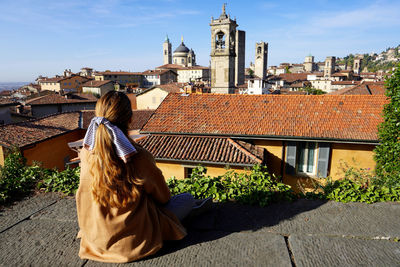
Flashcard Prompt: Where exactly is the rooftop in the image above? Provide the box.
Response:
[26,93,97,106]
[0,112,81,148]
[136,135,263,166]
[141,94,388,142]
[329,82,386,96]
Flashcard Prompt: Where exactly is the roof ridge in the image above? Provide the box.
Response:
[226,138,262,164]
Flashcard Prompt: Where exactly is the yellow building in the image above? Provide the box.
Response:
[94,71,142,86]
[39,75,89,93]
[141,94,388,191]
[136,83,183,110]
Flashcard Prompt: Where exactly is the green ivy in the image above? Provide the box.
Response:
[37,167,80,195]
[0,150,44,203]
[167,165,296,207]
[374,63,400,187]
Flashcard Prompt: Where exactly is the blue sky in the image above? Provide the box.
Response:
[1,0,399,82]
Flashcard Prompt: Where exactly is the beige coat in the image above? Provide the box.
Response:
[76,144,186,263]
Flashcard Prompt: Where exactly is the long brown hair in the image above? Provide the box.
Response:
[89,91,143,207]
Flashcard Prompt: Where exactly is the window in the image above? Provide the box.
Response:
[297,142,316,174]
[181,59,184,64]
[215,31,225,49]
[257,47,262,54]
[184,167,195,178]
[285,142,330,177]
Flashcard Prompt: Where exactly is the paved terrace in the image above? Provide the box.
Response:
[1,193,400,266]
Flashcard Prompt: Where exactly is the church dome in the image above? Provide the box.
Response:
[174,42,190,53]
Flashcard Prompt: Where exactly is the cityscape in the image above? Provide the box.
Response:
[1,1,400,265]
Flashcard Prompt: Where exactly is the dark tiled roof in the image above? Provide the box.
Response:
[26,93,97,105]
[0,112,81,148]
[141,94,388,142]
[329,82,386,96]
[136,135,263,165]
[129,110,155,130]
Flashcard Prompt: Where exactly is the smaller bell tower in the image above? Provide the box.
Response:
[163,35,172,65]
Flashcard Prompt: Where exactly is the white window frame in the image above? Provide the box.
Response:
[296,142,318,176]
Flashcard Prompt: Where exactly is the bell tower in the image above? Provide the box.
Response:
[163,35,172,65]
[210,4,238,94]
[255,42,268,80]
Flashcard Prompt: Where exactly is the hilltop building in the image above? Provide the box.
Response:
[210,4,245,93]
[163,36,196,67]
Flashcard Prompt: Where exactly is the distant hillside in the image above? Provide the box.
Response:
[337,45,400,72]
[0,82,30,91]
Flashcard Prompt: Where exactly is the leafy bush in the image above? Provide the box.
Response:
[303,165,400,203]
[37,167,80,195]
[374,63,400,187]
[0,150,44,203]
[167,165,295,207]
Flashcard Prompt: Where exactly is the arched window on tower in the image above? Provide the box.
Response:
[257,47,262,54]
[164,50,167,55]
[215,32,225,49]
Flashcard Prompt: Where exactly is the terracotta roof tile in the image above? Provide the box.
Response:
[278,73,310,83]
[136,135,263,165]
[26,93,97,105]
[129,110,155,130]
[0,112,81,148]
[141,94,388,142]
[329,82,386,96]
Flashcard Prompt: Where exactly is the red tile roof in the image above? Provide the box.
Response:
[141,94,388,142]
[0,112,81,148]
[26,93,97,105]
[129,110,155,130]
[156,64,184,70]
[329,82,386,96]
[277,73,309,83]
[136,135,263,166]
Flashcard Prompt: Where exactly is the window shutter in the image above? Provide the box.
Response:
[285,142,297,175]
[317,143,330,178]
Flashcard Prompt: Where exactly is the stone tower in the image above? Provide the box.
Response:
[163,35,172,65]
[304,55,315,72]
[235,30,245,86]
[324,56,336,77]
[353,57,362,74]
[254,42,268,80]
[210,4,239,94]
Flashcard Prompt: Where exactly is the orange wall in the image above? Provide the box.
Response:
[156,161,250,180]
[252,139,376,192]
[22,130,84,170]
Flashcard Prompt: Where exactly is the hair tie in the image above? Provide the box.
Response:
[83,117,137,163]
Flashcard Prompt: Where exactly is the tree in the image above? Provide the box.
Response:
[374,63,400,187]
